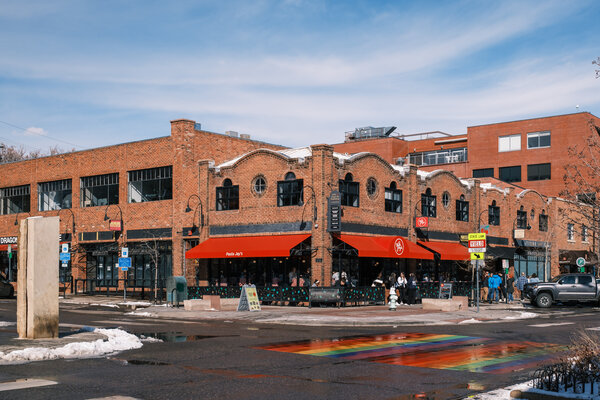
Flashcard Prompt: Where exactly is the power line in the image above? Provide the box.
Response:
[0,120,85,149]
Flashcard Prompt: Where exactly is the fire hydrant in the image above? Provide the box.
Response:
[389,287,398,311]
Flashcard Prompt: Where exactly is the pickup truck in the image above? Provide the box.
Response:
[524,273,600,308]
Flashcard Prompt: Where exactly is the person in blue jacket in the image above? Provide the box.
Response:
[487,273,501,303]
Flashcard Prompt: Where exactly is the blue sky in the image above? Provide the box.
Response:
[0,0,599,153]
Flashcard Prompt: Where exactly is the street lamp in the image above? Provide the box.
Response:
[184,194,204,234]
[58,208,76,235]
[300,185,317,231]
[14,211,32,226]
[104,204,124,243]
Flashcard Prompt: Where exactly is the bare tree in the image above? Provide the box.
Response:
[140,235,162,303]
[0,143,74,164]
[594,56,600,79]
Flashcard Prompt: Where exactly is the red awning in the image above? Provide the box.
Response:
[185,234,310,259]
[337,235,434,260]
[417,241,470,261]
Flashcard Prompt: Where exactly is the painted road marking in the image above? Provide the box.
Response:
[528,322,574,328]
[586,327,600,331]
[258,333,566,374]
[0,379,58,392]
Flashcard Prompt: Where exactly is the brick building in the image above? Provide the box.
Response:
[0,117,595,298]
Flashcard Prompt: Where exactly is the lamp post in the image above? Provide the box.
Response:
[13,211,32,226]
[103,204,124,243]
[58,208,76,236]
[300,185,317,230]
[184,194,205,281]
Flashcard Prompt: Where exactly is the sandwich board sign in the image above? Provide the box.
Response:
[237,284,261,311]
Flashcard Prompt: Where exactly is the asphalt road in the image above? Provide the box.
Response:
[1,299,599,400]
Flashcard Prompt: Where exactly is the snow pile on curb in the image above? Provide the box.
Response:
[503,311,538,320]
[0,328,143,365]
[458,318,482,324]
[466,379,600,399]
[125,311,155,317]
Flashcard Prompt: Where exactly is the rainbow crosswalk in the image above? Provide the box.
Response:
[258,333,566,374]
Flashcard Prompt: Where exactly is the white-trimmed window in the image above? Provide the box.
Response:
[582,226,589,242]
[527,131,551,149]
[567,223,574,241]
[498,134,521,152]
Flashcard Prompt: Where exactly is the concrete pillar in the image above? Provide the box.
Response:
[17,216,59,339]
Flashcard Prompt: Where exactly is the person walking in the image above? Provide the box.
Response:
[481,272,489,303]
[488,273,501,303]
[396,272,407,305]
[517,272,528,300]
[407,273,418,305]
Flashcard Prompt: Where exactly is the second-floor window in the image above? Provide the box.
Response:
[539,212,548,232]
[527,131,551,149]
[456,195,469,222]
[38,179,72,211]
[527,163,551,181]
[473,168,494,178]
[488,201,500,226]
[277,172,303,207]
[0,184,30,215]
[81,173,119,207]
[384,182,402,213]
[498,134,521,152]
[216,179,239,211]
[567,223,574,241]
[582,225,589,242]
[516,207,528,229]
[339,173,359,207]
[128,166,173,203]
[421,188,436,218]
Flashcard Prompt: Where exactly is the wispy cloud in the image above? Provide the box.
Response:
[23,127,48,137]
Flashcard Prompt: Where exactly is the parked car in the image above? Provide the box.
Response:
[524,273,600,308]
[0,280,14,298]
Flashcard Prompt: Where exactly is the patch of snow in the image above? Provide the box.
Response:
[90,303,119,308]
[0,328,143,365]
[118,301,151,306]
[125,312,155,317]
[467,379,600,400]
[503,311,538,320]
[139,335,163,343]
[458,318,482,324]
[0,321,16,327]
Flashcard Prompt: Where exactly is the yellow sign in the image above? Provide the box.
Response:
[470,252,484,260]
[468,233,486,241]
[246,286,261,311]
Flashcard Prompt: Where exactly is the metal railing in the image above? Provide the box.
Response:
[74,278,166,301]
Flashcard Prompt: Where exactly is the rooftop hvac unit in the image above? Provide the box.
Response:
[226,131,239,137]
[240,134,251,139]
[350,126,396,139]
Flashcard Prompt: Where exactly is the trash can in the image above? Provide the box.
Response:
[166,276,187,306]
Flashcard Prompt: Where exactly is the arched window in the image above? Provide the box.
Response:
[385,182,402,213]
[278,172,303,207]
[517,205,528,229]
[489,200,500,226]
[421,188,436,217]
[456,195,469,222]
[339,173,359,207]
[216,178,239,211]
[539,209,548,232]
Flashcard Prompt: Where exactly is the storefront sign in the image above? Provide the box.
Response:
[0,237,17,245]
[109,220,122,231]
[327,191,341,232]
[415,217,428,228]
[393,237,405,256]
[514,239,551,249]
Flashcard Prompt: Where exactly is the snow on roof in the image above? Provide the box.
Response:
[480,182,510,195]
[216,147,356,170]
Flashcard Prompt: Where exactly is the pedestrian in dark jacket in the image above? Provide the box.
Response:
[517,272,528,300]
[407,273,418,305]
[506,275,515,303]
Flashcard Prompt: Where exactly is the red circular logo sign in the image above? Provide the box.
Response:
[394,237,405,256]
[415,217,428,228]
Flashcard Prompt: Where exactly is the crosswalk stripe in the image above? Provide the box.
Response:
[528,322,574,328]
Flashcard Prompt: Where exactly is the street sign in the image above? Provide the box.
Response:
[468,233,486,240]
[61,262,68,268]
[468,247,486,253]
[576,257,586,267]
[61,243,69,253]
[118,257,131,268]
[59,252,71,261]
[121,247,129,258]
[109,220,122,231]
[7,244,11,254]
[468,239,486,248]
[470,252,484,260]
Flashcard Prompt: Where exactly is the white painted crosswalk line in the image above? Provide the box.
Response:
[528,322,574,328]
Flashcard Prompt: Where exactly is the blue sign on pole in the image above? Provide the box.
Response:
[59,253,71,261]
[118,257,131,269]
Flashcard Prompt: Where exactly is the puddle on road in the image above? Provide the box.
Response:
[258,332,566,374]
[138,332,218,342]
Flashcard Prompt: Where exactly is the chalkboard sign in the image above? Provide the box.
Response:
[439,283,453,299]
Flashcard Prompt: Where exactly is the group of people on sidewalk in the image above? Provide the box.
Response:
[480,271,539,303]
[377,272,419,305]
